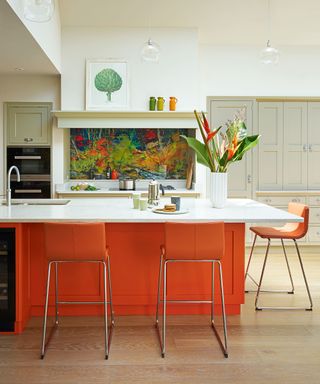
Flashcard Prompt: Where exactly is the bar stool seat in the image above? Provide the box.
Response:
[155,222,228,358]
[41,223,114,359]
[250,222,306,239]
[245,203,313,311]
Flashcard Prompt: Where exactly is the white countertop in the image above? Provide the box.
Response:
[0,198,303,223]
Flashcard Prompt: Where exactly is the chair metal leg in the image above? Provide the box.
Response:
[214,261,228,358]
[245,234,257,279]
[254,239,313,310]
[102,261,109,359]
[293,239,313,311]
[155,254,163,325]
[211,261,215,324]
[255,239,271,310]
[245,234,261,291]
[161,260,168,358]
[55,262,59,325]
[107,256,115,325]
[40,261,52,359]
[156,259,228,358]
[281,239,295,294]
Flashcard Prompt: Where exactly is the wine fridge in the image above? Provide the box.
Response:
[0,229,15,332]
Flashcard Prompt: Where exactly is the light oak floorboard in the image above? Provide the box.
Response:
[0,253,320,384]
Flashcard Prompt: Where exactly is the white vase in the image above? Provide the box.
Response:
[210,172,228,208]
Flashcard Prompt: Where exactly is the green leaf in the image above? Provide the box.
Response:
[181,135,212,170]
[219,150,229,166]
[231,135,260,162]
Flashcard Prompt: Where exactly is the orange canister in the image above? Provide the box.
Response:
[169,97,178,111]
[157,97,165,111]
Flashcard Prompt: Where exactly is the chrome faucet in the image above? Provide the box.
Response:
[7,166,20,206]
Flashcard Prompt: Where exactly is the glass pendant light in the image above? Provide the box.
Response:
[141,39,161,63]
[141,4,160,63]
[23,0,55,23]
[260,40,280,65]
[260,0,279,65]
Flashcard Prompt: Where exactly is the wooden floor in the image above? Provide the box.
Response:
[1,251,320,384]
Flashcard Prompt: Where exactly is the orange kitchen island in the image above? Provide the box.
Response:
[0,198,302,333]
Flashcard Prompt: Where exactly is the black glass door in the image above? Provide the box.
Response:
[0,229,15,332]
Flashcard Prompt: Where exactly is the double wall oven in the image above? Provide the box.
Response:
[7,147,51,199]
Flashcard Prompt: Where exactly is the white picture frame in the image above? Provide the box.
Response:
[86,59,129,110]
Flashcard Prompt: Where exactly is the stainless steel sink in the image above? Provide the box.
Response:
[9,199,70,206]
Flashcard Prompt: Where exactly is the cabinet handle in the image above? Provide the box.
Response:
[247,175,252,183]
[15,189,42,193]
[309,144,312,152]
[292,198,300,202]
[14,156,41,160]
[303,144,308,152]
[23,138,33,142]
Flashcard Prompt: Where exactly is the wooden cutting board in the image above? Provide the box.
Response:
[186,159,194,189]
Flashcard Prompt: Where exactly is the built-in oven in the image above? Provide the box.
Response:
[7,147,51,199]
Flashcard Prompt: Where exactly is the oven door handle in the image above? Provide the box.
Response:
[14,156,41,160]
[14,189,42,194]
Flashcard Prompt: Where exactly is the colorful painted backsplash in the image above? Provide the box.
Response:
[70,128,192,179]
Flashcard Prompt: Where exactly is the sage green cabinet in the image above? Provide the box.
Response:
[6,102,52,146]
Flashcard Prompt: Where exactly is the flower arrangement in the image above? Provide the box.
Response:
[182,110,260,173]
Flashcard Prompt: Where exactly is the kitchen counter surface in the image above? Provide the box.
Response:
[0,198,302,223]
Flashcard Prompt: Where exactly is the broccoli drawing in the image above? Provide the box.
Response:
[94,68,123,102]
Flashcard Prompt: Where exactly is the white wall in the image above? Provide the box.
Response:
[61,27,199,111]
[6,0,62,73]
[199,45,320,105]
[0,74,62,195]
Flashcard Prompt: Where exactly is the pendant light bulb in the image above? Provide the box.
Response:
[141,39,161,63]
[23,0,55,23]
[260,40,280,65]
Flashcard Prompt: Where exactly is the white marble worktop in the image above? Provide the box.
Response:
[0,198,303,223]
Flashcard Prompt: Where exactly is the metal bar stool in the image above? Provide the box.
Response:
[245,203,313,311]
[41,223,114,359]
[155,222,228,358]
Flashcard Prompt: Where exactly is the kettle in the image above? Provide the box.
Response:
[148,179,160,206]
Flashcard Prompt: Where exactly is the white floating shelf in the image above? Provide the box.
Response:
[52,111,199,129]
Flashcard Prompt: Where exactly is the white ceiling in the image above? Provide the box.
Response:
[59,0,320,45]
[1,0,320,76]
[0,1,59,75]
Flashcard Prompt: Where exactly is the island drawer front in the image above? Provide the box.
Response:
[257,196,306,206]
[310,208,320,223]
[308,226,320,242]
[308,196,320,206]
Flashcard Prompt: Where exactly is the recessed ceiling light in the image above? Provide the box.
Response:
[14,67,25,71]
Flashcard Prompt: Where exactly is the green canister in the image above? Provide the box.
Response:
[149,96,156,111]
[157,97,165,111]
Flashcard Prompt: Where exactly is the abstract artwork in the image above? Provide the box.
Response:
[70,128,192,180]
[86,59,128,110]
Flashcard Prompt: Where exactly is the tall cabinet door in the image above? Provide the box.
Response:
[258,102,283,191]
[209,99,253,197]
[283,102,308,190]
[307,102,320,189]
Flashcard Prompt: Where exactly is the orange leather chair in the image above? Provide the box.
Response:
[41,223,114,359]
[155,222,228,358]
[245,203,313,310]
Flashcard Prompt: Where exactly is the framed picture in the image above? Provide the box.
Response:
[86,59,129,110]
